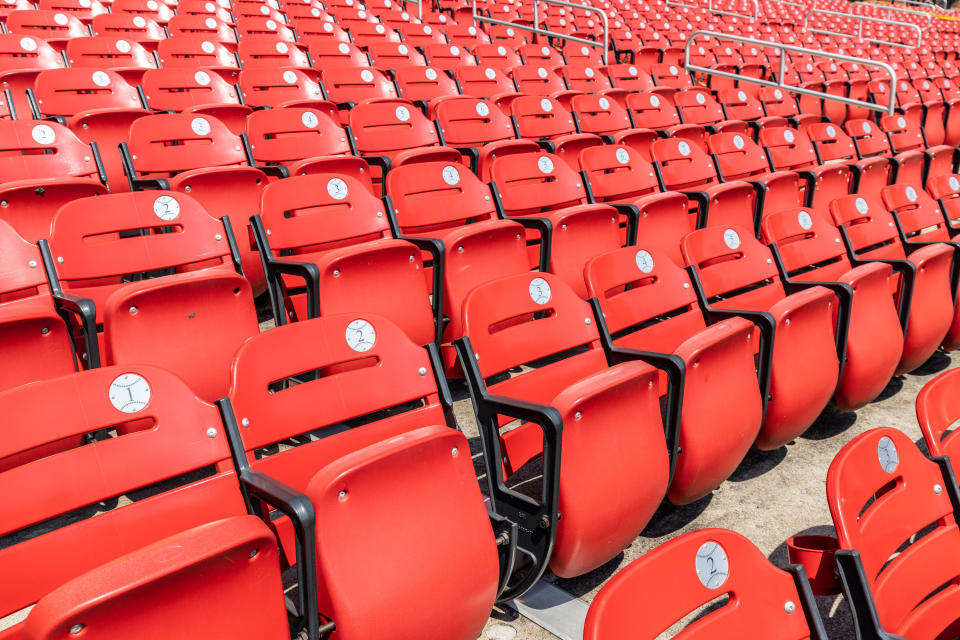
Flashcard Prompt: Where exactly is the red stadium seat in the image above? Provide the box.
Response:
[804,121,891,195]
[760,127,852,219]
[509,95,603,169]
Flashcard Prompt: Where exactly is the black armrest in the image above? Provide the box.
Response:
[363,154,392,175]
[219,215,245,277]
[455,335,561,603]
[536,139,557,154]
[834,549,906,640]
[609,203,640,245]
[795,170,818,208]
[490,181,551,270]
[398,233,445,345]
[838,225,915,334]
[589,297,684,485]
[678,189,711,228]
[745,180,769,238]
[44,115,68,126]
[454,145,480,172]
[335,101,356,111]
[785,563,831,640]
[265,258,321,319]
[39,239,101,368]
[257,164,289,179]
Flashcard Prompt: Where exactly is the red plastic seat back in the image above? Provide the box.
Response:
[760,127,818,171]
[348,98,441,155]
[882,183,952,243]
[246,106,350,165]
[306,39,369,68]
[422,43,476,70]
[367,41,426,68]
[321,66,398,104]
[845,119,892,158]
[520,43,565,67]
[585,528,817,640]
[681,225,785,310]
[0,365,244,630]
[511,95,577,140]
[236,36,310,69]
[238,67,326,108]
[626,91,681,130]
[394,65,459,102]
[156,36,239,74]
[917,368,960,462]
[0,33,65,72]
[761,207,854,282]
[707,131,773,180]
[805,122,857,162]
[33,68,142,115]
[65,36,157,71]
[570,93,632,137]
[510,64,567,95]
[603,63,655,92]
[490,152,588,216]
[0,120,100,182]
[561,63,612,92]
[386,160,498,233]
[453,65,517,99]
[579,144,659,203]
[651,62,692,89]
[827,427,960,635]
[140,68,242,111]
[91,13,166,44]
[881,114,925,153]
[927,173,960,224]
[126,113,247,177]
[829,194,905,260]
[651,137,719,190]
[673,88,726,126]
[5,9,88,43]
[716,88,766,121]
[759,86,800,118]
[432,96,515,146]
[474,43,521,68]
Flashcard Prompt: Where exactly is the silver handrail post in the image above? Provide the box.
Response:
[803,8,922,48]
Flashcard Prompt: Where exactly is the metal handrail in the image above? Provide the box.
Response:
[665,0,699,9]
[683,30,899,114]
[472,0,609,63]
[851,2,932,27]
[403,0,423,21]
[802,8,923,47]
[708,0,759,20]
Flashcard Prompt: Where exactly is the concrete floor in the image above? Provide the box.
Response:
[464,349,960,639]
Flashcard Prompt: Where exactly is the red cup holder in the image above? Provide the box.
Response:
[787,534,841,596]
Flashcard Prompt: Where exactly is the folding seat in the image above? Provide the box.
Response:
[558,63,619,100]
[652,137,759,232]
[570,93,658,158]
[43,191,259,401]
[237,37,312,72]
[39,0,108,24]
[29,68,150,192]
[430,95,536,180]
[460,269,672,577]
[917,367,960,472]
[682,225,839,449]
[927,172,960,227]
[445,22,491,46]
[626,91,706,149]
[121,114,279,295]
[489,151,626,293]
[394,65,460,105]
[235,17,297,41]
[385,161,529,372]
[915,76,950,146]
[233,2,284,21]
[673,89,750,136]
[830,194,953,373]
[650,62,693,91]
[805,121,891,195]
[367,40,426,68]
[509,95,603,169]
[166,15,239,51]
[758,86,820,128]
[602,63,656,95]
[844,118,920,188]
[451,65,519,112]
[584,529,828,640]
[304,39,368,68]
[508,64,580,109]
[400,21,447,46]
[583,246,762,503]
[0,218,85,393]
[761,208,903,410]
[320,67,399,116]
[934,76,960,145]
[825,427,960,640]
[111,0,176,24]
[0,120,108,243]
[760,127,853,218]
[881,183,960,350]
[4,10,89,51]
[140,68,252,136]
[245,106,370,187]
[295,17,352,43]
[881,113,956,185]
[239,68,329,111]
[0,365,305,640]
[350,22,404,48]
[91,13,167,52]
[422,42,475,70]
[64,36,159,85]
[0,33,67,119]
[0,0,35,19]
[252,174,438,345]
[221,314,511,635]
[486,24,527,46]
[155,36,241,83]
[175,0,234,23]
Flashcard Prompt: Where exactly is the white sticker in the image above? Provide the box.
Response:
[863,121,871,133]
[733,135,744,149]
[441,165,460,185]
[205,1,215,9]
[649,95,660,107]
[783,129,795,143]
[635,249,654,273]
[925,81,931,90]
[116,39,132,53]
[878,436,898,474]
[878,82,886,92]
[906,186,917,202]
[856,197,869,214]
[201,40,216,53]
[31,124,55,145]
[798,210,812,230]
[133,15,147,27]
[540,98,552,112]
[109,373,152,413]
[497,45,506,55]
[696,541,729,589]
[450,45,459,55]
[537,156,554,174]
[276,41,289,54]
[581,45,589,55]
[851,63,858,71]
[723,228,740,249]
[192,70,211,85]
[506,27,514,35]
[425,68,437,80]
[423,25,431,34]
[537,67,548,79]
[375,24,385,34]
[475,101,490,117]
[282,70,297,84]
[54,12,69,25]
[677,140,690,156]
[191,117,211,135]
[301,110,318,128]
[338,42,350,54]
[669,65,678,75]
[205,17,217,27]
[327,177,348,200]
[345,319,376,352]
[20,37,37,52]
[311,7,320,16]
[266,18,277,29]
[897,117,906,128]
[468,26,477,35]
[484,67,496,80]
[360,69,374,82]
[92,70,110,87]
[323,21,333,31]
[541,45,550,56]
[616,147,630,164]
[826,125,836,138]
[738,90,747,101]
[529,277,551,304]
[398,43,408,54]
[950,176,960,191]
[806,63,813,71]
[79,0,91,7]
[598,97,610,109]
[726,47,732,55]
[628,65,638,76]
[698,46,705,54]
[774,89,783,99]
[260,4,270,13]
[584,67,595,78]
[395,105,410,121]
[695,92,706,104]
[153,195,180,220]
